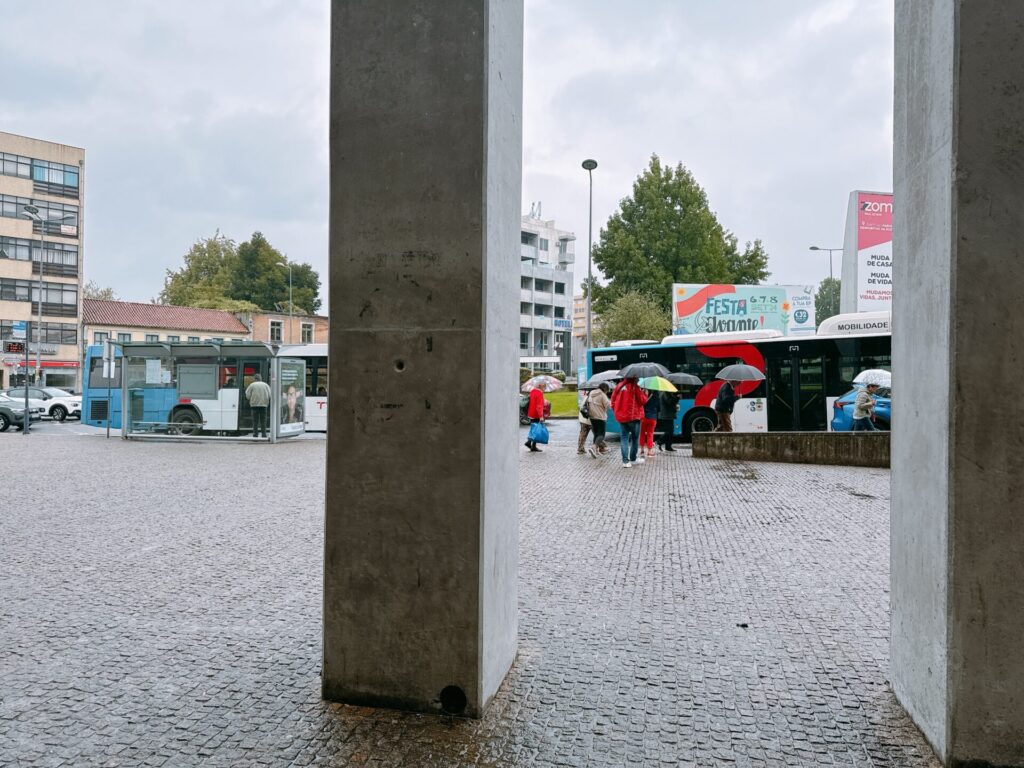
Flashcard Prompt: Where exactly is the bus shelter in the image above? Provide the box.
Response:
[114,341,306,443]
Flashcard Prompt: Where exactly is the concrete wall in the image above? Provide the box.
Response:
[324,0,521,717]
[894,1,1024,764]
[692,432,889,468]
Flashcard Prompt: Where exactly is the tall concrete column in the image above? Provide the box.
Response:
[892,1,1024,764]
[324,1,522,717]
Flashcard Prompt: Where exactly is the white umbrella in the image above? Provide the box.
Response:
[853,369,891,387]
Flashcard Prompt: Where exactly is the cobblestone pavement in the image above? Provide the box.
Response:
[0,427,939,767]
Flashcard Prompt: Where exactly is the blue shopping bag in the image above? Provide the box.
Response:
[527,421,549,445]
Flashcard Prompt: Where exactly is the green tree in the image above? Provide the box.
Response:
[226,232,321,314]
[83,281,118,301]
[593,291,671,346]
[591,155,770,314]
[160,232,238,306]
[815,277,841,325]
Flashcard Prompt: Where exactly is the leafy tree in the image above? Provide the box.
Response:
[160,232,237,307]
[815,277,841,325]
[593,291,671,346]
[83,281,118,301]
[724,235,770,286]
[226,232,321,314]
[591,155,770,314]
[160,231,321,313]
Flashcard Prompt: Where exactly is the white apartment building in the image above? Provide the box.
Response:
[519,208,574,372]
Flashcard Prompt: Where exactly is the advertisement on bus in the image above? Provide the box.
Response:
[671,283,816,337]
[278,358,306,437]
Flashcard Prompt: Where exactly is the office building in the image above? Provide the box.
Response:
[519,209,574,372]
[0,131,84,390]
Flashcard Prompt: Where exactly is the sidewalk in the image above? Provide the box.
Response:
[0,430,937,766]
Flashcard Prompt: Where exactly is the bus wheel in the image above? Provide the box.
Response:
[171,409,201,436]
[51,405,67,422]
[683,410,717,441]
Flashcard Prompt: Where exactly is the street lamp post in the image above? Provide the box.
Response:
[808,245,842,283]
[21,205,74,390]
[581,159,598,350]
[286,262,293,343]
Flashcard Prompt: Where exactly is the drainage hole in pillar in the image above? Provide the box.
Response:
[394,359,405,372]
[439,685,467,715]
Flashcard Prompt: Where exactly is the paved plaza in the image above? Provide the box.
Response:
[0,425,938,767]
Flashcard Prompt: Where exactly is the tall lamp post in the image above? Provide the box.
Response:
[21,205,75,387]
[581,159,597,350]
[808,245,842,282]
[286,262,293,343]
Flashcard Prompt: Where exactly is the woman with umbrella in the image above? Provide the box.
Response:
[522,374,560,452]
[612,363,660,468]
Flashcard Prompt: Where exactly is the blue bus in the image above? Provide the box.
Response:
[587,312,892,441]
[81,341,304,437]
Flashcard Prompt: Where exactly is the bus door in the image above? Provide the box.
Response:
[795,354,827,431]
[766,349,827,431]
[237,359,269,434]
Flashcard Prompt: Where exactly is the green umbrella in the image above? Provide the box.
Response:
[638,376,678,392]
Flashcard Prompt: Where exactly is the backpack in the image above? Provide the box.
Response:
[579,395,591,419]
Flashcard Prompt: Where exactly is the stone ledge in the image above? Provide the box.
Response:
[692,431,890,468]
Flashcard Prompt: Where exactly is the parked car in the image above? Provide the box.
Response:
[1,386,81,421]
[0,393,44,432]
[831,386,891,431]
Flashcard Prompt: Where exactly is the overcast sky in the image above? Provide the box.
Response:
[0,0,893,304]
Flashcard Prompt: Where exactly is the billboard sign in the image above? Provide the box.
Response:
[671,284,816,337]
[842,191,893,312]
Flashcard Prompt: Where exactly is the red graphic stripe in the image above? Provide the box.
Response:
[693,342,765,407]
[674,285,735,320]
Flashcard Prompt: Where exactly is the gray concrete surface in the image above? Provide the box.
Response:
[326,1,522,716]
[894,2,1024,764]
[693,432,889,468]
[0,431,942,766]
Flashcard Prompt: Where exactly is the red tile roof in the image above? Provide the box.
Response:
[82,299,249,334]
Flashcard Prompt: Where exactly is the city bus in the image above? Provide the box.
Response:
[81,341,306,437]
[278,343,328,432]
[587,311,891,441]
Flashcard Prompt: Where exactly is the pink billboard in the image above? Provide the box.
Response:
[854,192,893,311]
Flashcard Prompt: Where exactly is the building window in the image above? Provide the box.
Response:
[30,159,80,199]
[301,323,313,343]
[145,334,158,342]
[209,337,224,343]
[539,238,549,251]
[188,336,200,343]
[520,302,531,315]
[520,232,532,245]
[167,335,180,342]
[1,320,76,344]
[93,332,108,344]
[520,277,532,289]
[520,330,529,351]
[0,236,78,277]
[554,307,564,318]
[269,321,282,342]
[554,282,565,295]
[117,333,131,343]
[0,194,79,235]
[0,278,78,317]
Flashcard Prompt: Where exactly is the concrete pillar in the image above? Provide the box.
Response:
[323,1,522,717]
[892,1,1024,764]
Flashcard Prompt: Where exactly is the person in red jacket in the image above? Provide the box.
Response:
[524,386,547,452]
[611,377,647,467]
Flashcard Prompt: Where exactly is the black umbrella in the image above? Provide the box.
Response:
[618,362,670,379]
[578,369,621,389]
[715,363,765,382]
[665,372,703,387]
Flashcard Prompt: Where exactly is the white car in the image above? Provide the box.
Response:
[1,386,82,422]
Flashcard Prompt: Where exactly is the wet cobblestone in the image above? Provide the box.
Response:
[0,429,938,766]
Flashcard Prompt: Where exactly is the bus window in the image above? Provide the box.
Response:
[88,357,122,389]
[220,365,238,389]
[307,362,328,396]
